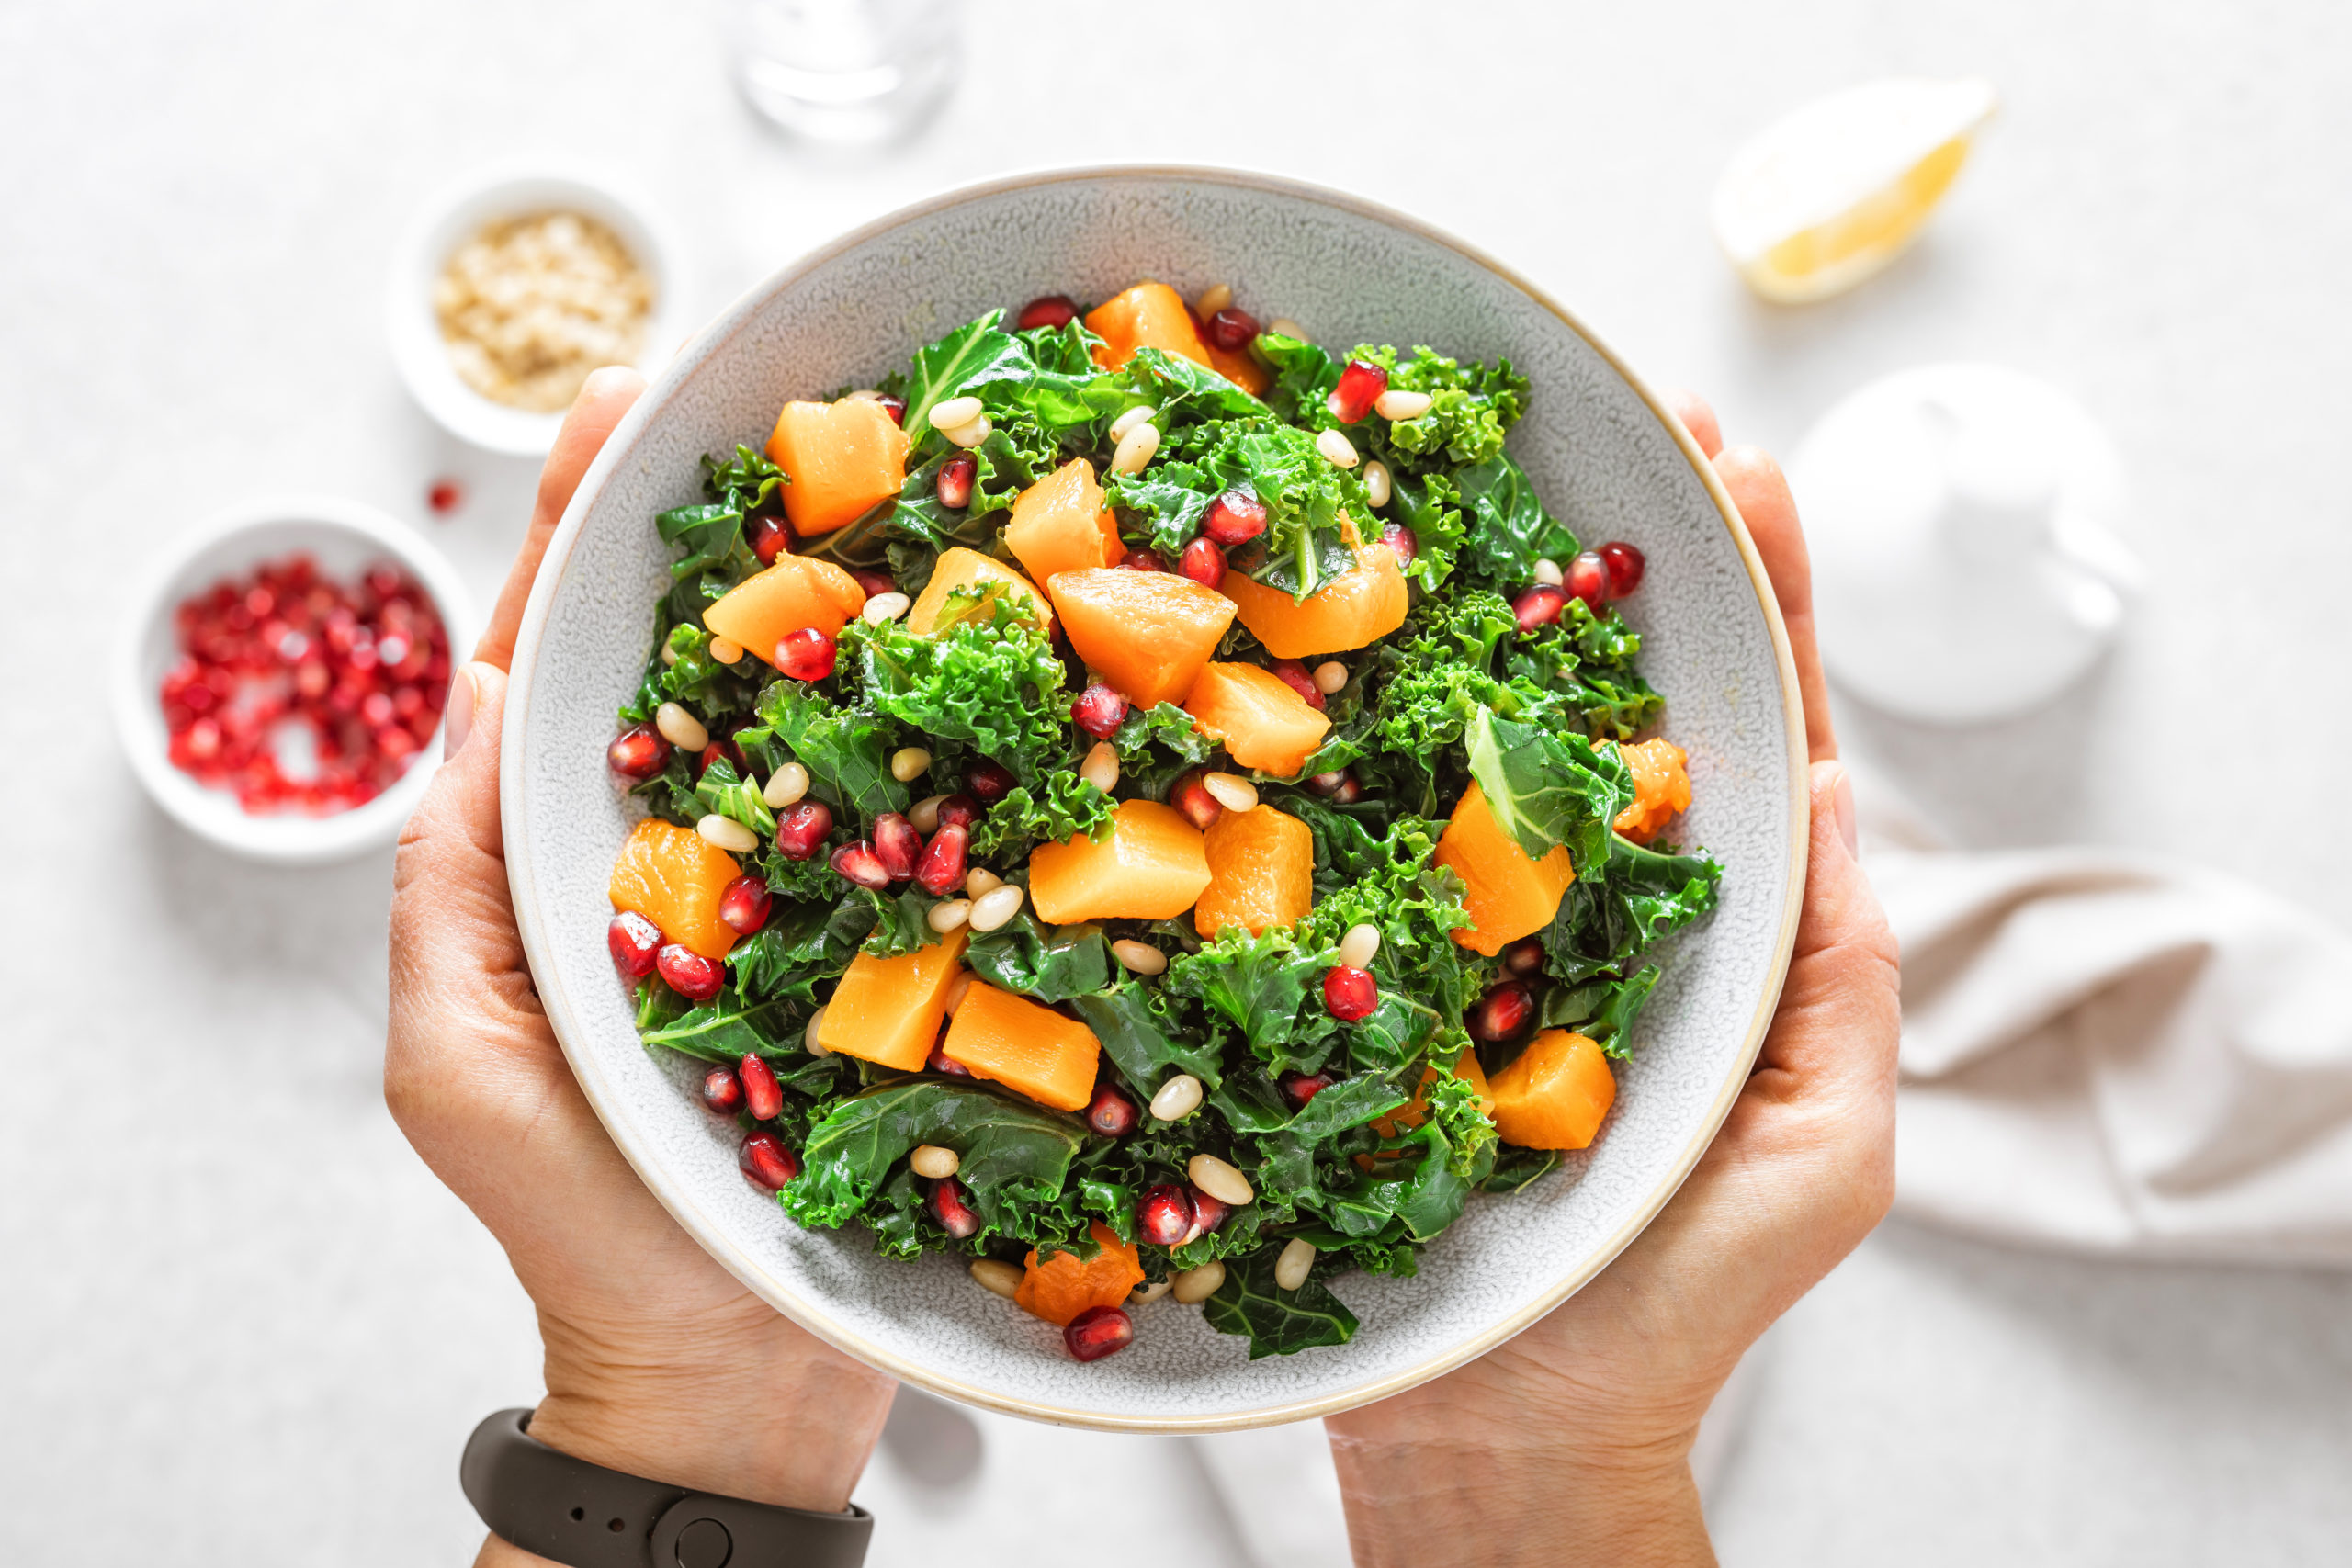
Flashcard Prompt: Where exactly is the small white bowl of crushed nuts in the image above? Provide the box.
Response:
[389,164,688,455]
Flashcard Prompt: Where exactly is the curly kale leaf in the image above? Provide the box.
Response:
[693,755,775,838]
[844,603,1069,784]
[621,621,767,726]
[855,886,944,958]
[1543,836,1723,986]
[1112,418,1369,600]
[1347,345,1529,471]
[1464,705,1634,874]
[729,896,873,1003]
[1453,453,1580,591]
[1203,1246,1359,1359]
[965,913,1111,1001]
[755,683,907,823]
[1067,981,1227,1092]
[1540,965,1662,1058]
[966,772,1115,862]
[1164,921,1342,1077]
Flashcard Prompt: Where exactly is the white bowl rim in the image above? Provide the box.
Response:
[111,493,474,864]
[501,163,1810,1430]
[387,160,688,457]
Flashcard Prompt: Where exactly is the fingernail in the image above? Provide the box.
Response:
[1830,763,1859,859]
[443,666,477,761]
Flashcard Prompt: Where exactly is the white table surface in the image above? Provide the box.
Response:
[4,0,2348,1562]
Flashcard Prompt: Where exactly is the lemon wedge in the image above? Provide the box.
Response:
[1713,77,1997,304]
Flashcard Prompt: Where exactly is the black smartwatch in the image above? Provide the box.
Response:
[460,1408,872,1568]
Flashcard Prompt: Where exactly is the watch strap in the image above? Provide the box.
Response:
[461,1408,872,1568]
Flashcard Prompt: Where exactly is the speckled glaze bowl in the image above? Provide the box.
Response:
[503,167,1806,1431]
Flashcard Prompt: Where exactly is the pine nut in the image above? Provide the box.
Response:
[1266,318,1305,339]
[708,636,744,664]
[1111,939,1167,976]
[804,1006,831,1055]
[1374,388,1434,422]
[970,1258,1023,1298]
[1312,660,1349,694]
[1532,558,1565,587]
[655,702,708,752]
[910,1144,960,1179]
[1130,1278,1173,1305]
[1203,773,1257,813]
[968,883,1026,932]
[1187,1153,1255,1206]
[661,640,681,667]
[928,898,971,933]
[862,592,912,624]
[928,395,984,432]
[763,761,810,808]
[1363,458,1392,509]
[944,972,974,1016]
[943,414,992,448]
[697,814,759,853]
[1193,283,1233,318]
[1109,420,1160,477]
[909,794,945,833]
[1316,428,1359,468]
[1170,1260,1226,1303]
[1338,922,1381,970]
[965,868,1003,898]
[890,746,932,783]
[1274,1236,1317,1291]
[1080,741,1119,793]
[1110,404,1157,441]
[1149,1074,1204,1122]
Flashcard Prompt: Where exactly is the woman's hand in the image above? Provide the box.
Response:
[385,369,896,1566]
[1322,393,1901,1568]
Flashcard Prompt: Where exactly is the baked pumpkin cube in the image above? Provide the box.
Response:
[701,555,868,666]
[763,397,910,536]
[1002,458,1123,587]
[1048,568,1235,708]
[908,547,1053,637]
[1084,281,1210,373]
[939,980,1102,1112]
[1488,1029,1616,1150]
[1219,541,1408,658]
[812,930,970,1071]
[608,817,741,961]
[1612,737,1692,844]
[1193,804,1313,939]
[1014,1222,1143,1326]
[1432,781,1577,956]
[1027,800,1211,924]
[1182,661,1331,776]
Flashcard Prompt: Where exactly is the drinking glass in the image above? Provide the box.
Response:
[730,0,962,145]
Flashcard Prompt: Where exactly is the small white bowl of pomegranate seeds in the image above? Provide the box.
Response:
[112,494,473,864]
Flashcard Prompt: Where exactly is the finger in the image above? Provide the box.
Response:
[1751,760,1899,1092]
[1714,446,1836,762]
[473,367,649,671]
[1667,389,1723,459]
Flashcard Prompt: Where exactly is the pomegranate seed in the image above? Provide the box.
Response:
[966,759,1015,805]
[1170,769,1222,831]
[1137,1183,1195,1247]
[748,513,793,566]
[873,812,922,880]
[1379,522,1419,563]
[850,569,897,598]
[607,723,672,780]
[1201,490,1269,547]
[1278,1070,1332,1108]
[1085,1083,1137,1137]
[1071,682,1129,739]
[741,1131,799,1190]
[1065,1304,1134,1361]
[775,626,838,682]
[1178,536,1226,589]
[1470,982,1535,1043]
[927,1046,974,1077]
[1205,308,1261,350]
[697,741,741,778]
[1512,584,1567,632]
[936,454,977,510]
[719,874,774,935]
[608,911,663,978]
[1600,541,1646,599]
[935,793,979,830]
[774,801,833,860]
[1327,359,1389,424]
[657,944,725,1001]
[1016,294,1080,330]
[1306,769,1361,804]
[740,1053,785,1121]
[1501,937,1546,976]
[930,1177,981,1239]
[426,479,464,514]
[916,822,969,895]
[1323,964,1378,1021]
[876,394,907,426]
[1188,1189,1231,1235]
[701,1066,744,1115]
[1565,551,1609,609]
[1120,547,1169,572]
[831,840,891,888]
[1270,660,1325,711]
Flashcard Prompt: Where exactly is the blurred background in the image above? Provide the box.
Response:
[5,0,2349,1562]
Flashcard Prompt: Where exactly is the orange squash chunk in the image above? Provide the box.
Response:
[1048,568,1235,708]
[608,818,741,962]
[1193,805,1313,939]
[1085,282,1211,373]
[702,555,868,666]
[1203,336,1272,397]
[764,397,911,535]
[1014,1222,1144,1326]
[1612,738,1692,844]
[1182,662,1331,776]
[1371,1054,1497,1143]
[908,547,1053,637]
[1003,459,1123,587]
[1433,781,1577,956]
[939,980,1102,1112]
[1028,800,1211,924]
[1488,1030,1616,1150]
[812,930,970,1071]
[1219,541,1408,658]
